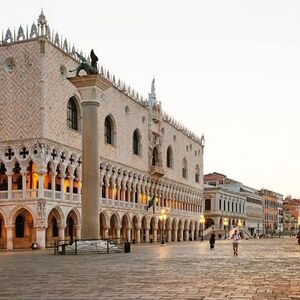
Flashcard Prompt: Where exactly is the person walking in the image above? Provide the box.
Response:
[209,230,216,250]
[231,229,239,255]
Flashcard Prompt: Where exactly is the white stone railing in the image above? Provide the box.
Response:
[0,189,81,202]
[0,191,8,199]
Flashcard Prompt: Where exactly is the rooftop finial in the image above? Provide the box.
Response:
[38,9,47,35]
[151,78,156,101]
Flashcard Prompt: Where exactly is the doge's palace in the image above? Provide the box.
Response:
[0,11,204,249]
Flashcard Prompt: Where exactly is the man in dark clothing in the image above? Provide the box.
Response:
[209,230,216,249]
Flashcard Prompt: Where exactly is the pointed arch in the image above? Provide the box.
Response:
[166,146,173,168]
[152,147,159,166]
[182,158,188,179]
[104,114,116,145]
[67,96,81,131]
[195,164,200,183]
[133,129,141,155]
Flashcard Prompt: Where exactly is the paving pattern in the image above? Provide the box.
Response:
[0,238,300,299]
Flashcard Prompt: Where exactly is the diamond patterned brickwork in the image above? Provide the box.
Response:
[43,42,81,149]
[0,41,41,140]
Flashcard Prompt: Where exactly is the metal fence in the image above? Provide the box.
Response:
[54,238,129,255]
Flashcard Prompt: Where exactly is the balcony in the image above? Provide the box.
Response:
[150,165,165,178]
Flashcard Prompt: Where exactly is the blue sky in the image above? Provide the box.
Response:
[1,0,300,197]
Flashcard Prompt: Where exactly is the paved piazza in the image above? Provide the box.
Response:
[0,238,300,299]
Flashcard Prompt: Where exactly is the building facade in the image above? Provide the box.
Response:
[204,172,263,236]
[0,13,204,249]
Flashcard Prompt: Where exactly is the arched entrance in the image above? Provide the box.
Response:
[141,216,148,243]
[65,210,79,242]
[99,211,109,239]
[171,219,177,241]
[205,218,214,229]
[121,214,131,241]
[109,213,119,239]
[46,208,62,247]
[132,215,139,243]
[0,213,7,249]
[13,208,34,249]
[177,219,183,241]
[149,217,156,242]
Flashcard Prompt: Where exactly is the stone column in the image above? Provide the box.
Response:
[7,172,13,200]
[36,227,46,249]
[145,227,150,243]
[6,226,13,250]
[179,228,184,242]
[184,230,189,241]
[68,75,111,239]
[191,230,194,241]
[126,228,131,242]
[153,227,158,243]
[167,229,172,242]
[21,171,27,198]
[173,228,178,242]
[116,227,121,240]
[104,228,109,239]
[51,172,56,200]
[75,225,82,239]
[60,174,65,201]
[59,226,65,241]
[38,172,45,199]
[69,175,74,201]
[136,228,141,243]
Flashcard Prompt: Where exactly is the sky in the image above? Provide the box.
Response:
[1,0,300,198]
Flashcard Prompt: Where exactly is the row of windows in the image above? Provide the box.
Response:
[218,199,245,214]
[68,98,201,183]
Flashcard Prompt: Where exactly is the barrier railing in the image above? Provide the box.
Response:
[54,238,129,255]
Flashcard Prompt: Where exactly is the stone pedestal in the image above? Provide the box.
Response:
[68,75,111,239]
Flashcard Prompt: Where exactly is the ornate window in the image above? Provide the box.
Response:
[152,147,159,166]
[195,165,200,183]
[182,158,188,179]
[166,146,173,168]
[133,129,141,155]
[67,97,78,131]
[15,215,24,238]
[104,115,114,145]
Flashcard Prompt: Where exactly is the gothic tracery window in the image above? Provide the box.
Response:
[152,147,159,166]
[166,146,173,168]
[182,158,188,179]
[104,115,114,145]
[67,97,78,131]
[195,164,200,183]
[133,129,141,155]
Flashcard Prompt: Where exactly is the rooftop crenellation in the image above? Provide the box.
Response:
[0,11,204,145]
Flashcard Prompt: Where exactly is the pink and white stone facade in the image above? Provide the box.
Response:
[0,13,204,249]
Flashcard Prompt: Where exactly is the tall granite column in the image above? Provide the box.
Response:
[68,75,111,239]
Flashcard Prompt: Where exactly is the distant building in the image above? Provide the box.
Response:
[203,172,263,236]
[258,189,283,235]
[283,197,300,232]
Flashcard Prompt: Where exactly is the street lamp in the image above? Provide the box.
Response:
[199,215,205,241]
[159,209,167,245]
[223,218,228,239]
[257,222,260,238]
[298,216,300,233]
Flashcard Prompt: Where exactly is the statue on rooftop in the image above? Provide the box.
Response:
[70,49,99,76]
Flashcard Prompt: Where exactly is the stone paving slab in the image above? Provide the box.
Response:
[0,238,299,299]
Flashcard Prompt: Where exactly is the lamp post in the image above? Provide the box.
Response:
[223,218,228,239]
[257,222,260,238]
[298,216,300,233]
[199,215,205,241]
[159,209,167,245]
